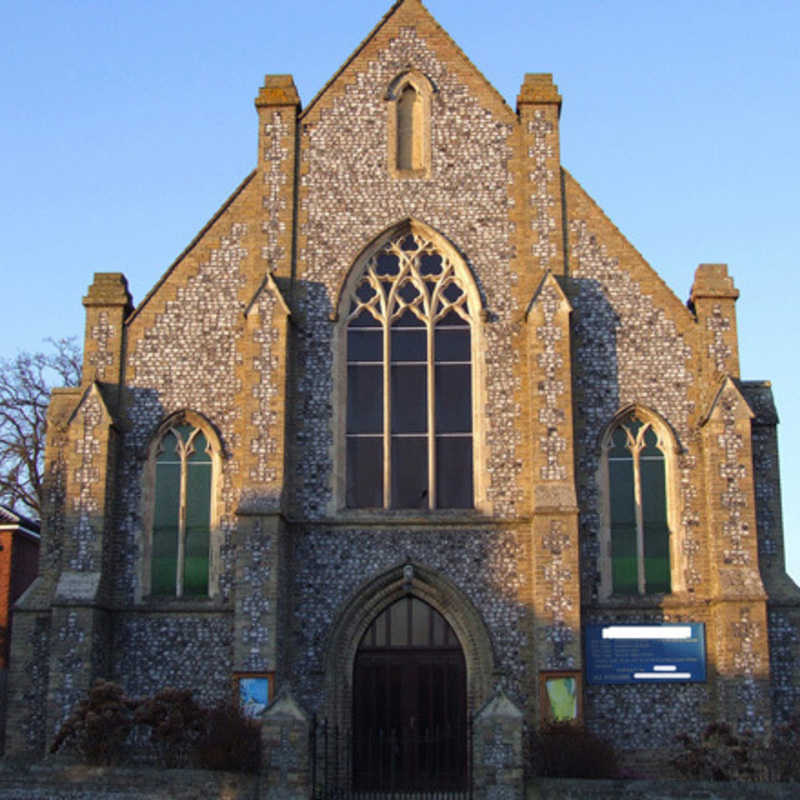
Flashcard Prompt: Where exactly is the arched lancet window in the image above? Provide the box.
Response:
[387,70,433,179]
[604,413,671,595]
[345,230,475,509]
[146,417,218,597]
[396,85,422,171]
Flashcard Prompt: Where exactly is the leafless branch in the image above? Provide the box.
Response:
[0,338,81,516]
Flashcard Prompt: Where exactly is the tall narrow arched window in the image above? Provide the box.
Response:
[604,413,671,595]
[345,230,475,509]
[148,419,216,597]
[396,85,422,171]
[387,70,433,179]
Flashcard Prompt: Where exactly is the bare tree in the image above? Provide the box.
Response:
[0,338,81,516]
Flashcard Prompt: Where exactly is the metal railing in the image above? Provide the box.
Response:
[311,717,472,800]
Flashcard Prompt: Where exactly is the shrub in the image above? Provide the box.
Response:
[195,702,261,773]
[134,687,208,768]
[50,679,137,765]
[672,722,766,782]
[764,716,800,782]
[530,723,619,779]
[52,683,263,773]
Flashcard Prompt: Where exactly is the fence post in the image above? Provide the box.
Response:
[472,688,524,800]
[260,688,312,799]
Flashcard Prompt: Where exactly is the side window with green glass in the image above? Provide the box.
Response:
[152,424,212,597]
[606,414,671,596]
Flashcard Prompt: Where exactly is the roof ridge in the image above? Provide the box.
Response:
[126,170,256,325]
[0,503,40,532]
[562,167,694,324]
[301,0,514,121]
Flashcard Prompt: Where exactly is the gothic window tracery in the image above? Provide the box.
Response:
[345,231,475,509]
[148,419,217,597]
[604,413,671,595]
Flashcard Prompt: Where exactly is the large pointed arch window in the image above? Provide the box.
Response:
[346,231,474,509]
[150,422,214,597]
[605,414,671,595]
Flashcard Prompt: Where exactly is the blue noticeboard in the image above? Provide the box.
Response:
[585,623,706,684]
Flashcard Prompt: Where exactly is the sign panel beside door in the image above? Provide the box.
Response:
[585,623,706,684]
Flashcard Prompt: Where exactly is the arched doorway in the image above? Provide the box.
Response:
[353,596,467,791]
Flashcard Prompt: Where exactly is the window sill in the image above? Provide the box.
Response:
[316,508,506,527]
[134,595,233,613]
[586,591,701,611]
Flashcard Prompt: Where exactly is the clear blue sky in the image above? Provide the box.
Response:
[2,0,799,582]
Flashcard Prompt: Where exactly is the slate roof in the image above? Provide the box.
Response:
[0,504,40,535]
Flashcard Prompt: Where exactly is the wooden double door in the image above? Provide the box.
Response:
[352,597,468,791]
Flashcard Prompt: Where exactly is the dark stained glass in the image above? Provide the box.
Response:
[437,310,466,328]
[391,328,426,362]
[347,437,383,508]
[397,281,420,303]
[376,251,400,276]
[358,597,459,651]
[152,432,180,595]
[641,455,667,524]
[608,427,629,458]
[348,365,382,433]
[356,282,377,303]
[390,598,410,646]
[436,437,473,508]
[609,457,635,523]
[346,234,475,511]
[185,433,211,596]
[442,282,463,303]
[391,435,428,508]
[611,524,638,595]
[435,327,470,362]
[348,329,382,362]
[420,253,442,276]
[435,365,471,433]
[609,452,637,594]
[350,308,381,327]
[393,308,424,327]
[391,365,427,433]
[641,448,670,593]
[644,524,670,593]
[641,426,661,457]
[410,598,430,646]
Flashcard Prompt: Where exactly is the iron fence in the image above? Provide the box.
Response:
[311,716,472,800]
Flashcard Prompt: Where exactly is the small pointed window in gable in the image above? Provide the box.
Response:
[387,71,434,179]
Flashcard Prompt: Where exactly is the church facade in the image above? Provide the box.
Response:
[6,0,799,784]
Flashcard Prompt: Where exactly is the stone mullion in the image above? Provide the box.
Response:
[176,439,187,598]
[383,315,392,509]
[426,315,436,510]
[632,440,646,595]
